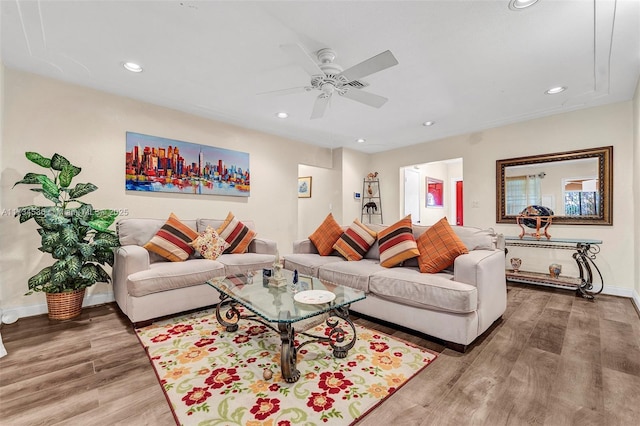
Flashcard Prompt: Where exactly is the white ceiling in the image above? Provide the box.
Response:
[2,0,639,154]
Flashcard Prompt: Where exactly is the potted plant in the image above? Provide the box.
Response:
[13,152,120,320]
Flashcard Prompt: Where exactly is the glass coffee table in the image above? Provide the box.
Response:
[207,269,366,383]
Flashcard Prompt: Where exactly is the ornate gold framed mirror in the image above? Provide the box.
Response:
[496,146,612,225]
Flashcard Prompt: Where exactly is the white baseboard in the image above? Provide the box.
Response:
[601,285,634,298]
[2,292,115,322]
[632,289,640,314]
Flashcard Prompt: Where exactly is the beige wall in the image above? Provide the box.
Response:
[297,164,336,240]
[371,102,636,294]
[0,69,332,313]
[633,76,640,305]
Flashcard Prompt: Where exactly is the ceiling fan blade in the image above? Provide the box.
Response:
[280,44,324,76]
[341,88,388,108]
[338,50,398,82]
[256,86,310,96]
[310,94,330,119]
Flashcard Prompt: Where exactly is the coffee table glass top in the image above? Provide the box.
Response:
[207,269,365,324]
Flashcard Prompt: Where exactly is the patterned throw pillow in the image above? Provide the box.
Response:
[309,213,344,256]
[143,213,199,262]
[377,215,420,268]
[333,219,377,261]
[416,217,469,273]
[216,212,257,254]
[190,226,230,260]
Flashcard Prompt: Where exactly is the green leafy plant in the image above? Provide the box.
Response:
[13,152,120,294]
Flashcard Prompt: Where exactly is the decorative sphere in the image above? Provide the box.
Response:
[263,369,273,380]
[519,205,554,229]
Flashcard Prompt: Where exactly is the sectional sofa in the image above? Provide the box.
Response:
[113,217,277,325]
[283,221,507,352]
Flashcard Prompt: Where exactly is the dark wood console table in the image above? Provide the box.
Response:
[504,236,604,299]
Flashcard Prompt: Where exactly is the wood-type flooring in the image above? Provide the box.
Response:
[1,282,639,425]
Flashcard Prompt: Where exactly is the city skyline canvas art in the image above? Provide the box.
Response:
[125,132,250,197]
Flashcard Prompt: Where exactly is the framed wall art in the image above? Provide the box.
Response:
[298,176,312,198]
[125,132,250,197]
[426,177,443,207]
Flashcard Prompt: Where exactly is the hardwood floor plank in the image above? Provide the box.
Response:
[1,284,638,426]
[602,367,640,425]
[526,307,570,354]
[600,318,640,377]
[482,347,561,425]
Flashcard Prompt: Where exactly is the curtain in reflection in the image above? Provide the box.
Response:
[506,175,541,214]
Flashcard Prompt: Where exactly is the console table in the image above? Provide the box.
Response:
[504,236,604,299]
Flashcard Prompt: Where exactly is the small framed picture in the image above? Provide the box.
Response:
[426,177,444,208]
[354,192,361,200]
[298,176,312,198]
[298,276,313,291]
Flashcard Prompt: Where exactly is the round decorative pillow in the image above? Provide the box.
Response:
[519,205,554,229]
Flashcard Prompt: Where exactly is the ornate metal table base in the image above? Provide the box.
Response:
[573,242,604,300]
[214,294,357,383]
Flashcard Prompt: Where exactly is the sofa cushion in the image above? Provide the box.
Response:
[127,259,225,297]
[309,213,343,256]
[369,268,477,313]
[413,224,496,251]
[283,253,345,277]
[191,226,230,260]
[416,217,469,273]
[377,215,420,267]
[142,213,199,262]
[217,212,257,254]
[217,253,276,275]
[318,259,385,293]
[333,219,377,261]
[198,218,256,232]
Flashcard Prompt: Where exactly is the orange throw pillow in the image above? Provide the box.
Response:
[309,213,343,256]
[416,217,469,273]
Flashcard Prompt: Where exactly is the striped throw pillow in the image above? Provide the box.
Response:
[333,219,377,261]
[378,215,420,267]
[216,212,257,254]
[143,213,199,262]
[416,217,469,273]
[309,213,343,256]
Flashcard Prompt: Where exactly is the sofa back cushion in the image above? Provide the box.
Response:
[118,217,198,248]
[197,218,256,232]
[413,224,496,251]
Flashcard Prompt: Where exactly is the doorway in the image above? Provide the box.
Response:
[401,158,463,226]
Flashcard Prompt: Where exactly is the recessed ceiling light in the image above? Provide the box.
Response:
[123,62,143,73]
[275,112,289,119]
[545,86,567,95]
[356,138,366,143]
[508,0,540,10]
[422,121,435,127]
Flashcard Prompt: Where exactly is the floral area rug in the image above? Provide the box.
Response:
[135,308,437,426]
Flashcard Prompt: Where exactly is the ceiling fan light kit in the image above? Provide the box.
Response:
[272,44,399,119]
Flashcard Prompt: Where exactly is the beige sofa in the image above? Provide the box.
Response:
[283,224,506,352]
[113,218,277,325]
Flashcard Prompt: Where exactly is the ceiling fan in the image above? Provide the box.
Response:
[265,44,399,119]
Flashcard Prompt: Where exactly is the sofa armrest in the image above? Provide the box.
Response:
[292,239,319,254]
[248,237,277,255]
[113,245,151,311]
[454,249,507,333]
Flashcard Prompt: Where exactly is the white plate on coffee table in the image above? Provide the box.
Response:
[294,290,336,305]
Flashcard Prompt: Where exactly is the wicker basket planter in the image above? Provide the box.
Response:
[45,289,86,320]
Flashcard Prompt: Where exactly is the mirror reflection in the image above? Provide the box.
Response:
[496,147,612,225]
